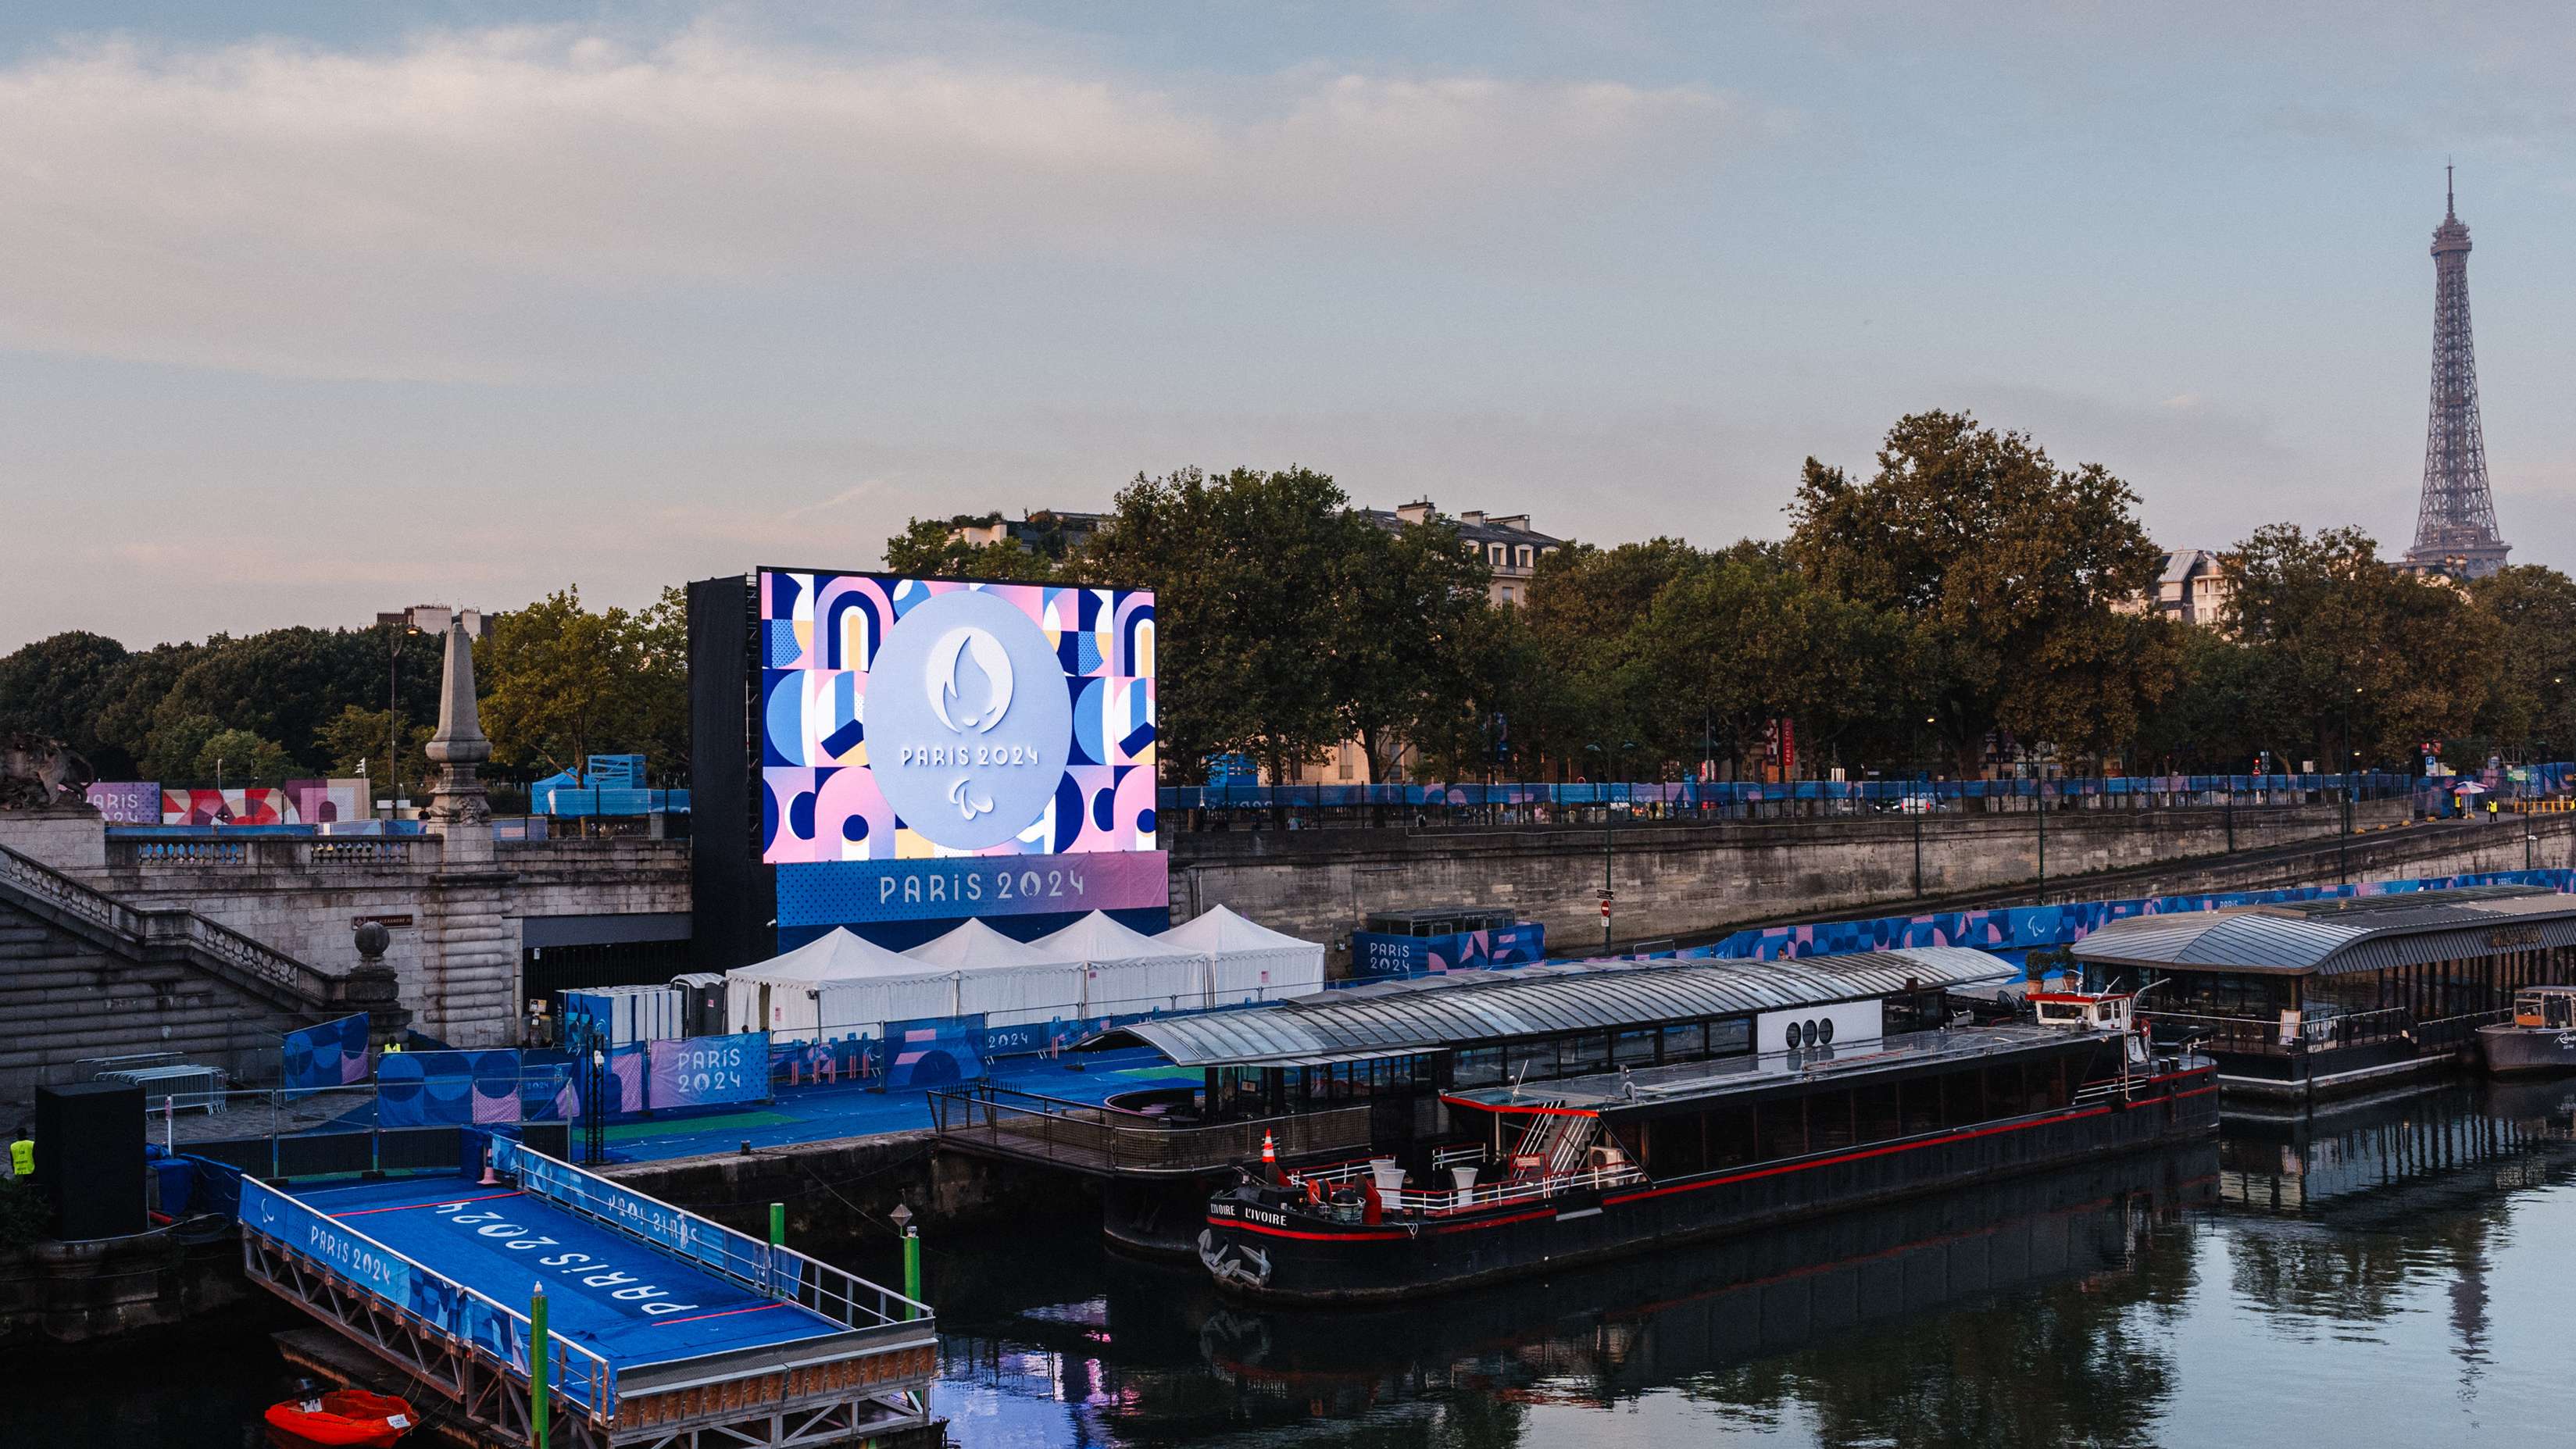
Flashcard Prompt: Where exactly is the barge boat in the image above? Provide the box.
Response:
[1195,988,2213,1302]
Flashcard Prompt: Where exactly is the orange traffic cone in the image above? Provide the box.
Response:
[478,1147,500,1187]
[1261,1130,1281,1185]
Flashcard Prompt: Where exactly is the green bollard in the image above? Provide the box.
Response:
[903,1227,921,1319]
[769,1201,785,1247]
[530,1283,551,1449]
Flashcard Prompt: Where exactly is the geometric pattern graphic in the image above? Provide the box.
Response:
[280,1012,371,1097]
[757,570,1156,864]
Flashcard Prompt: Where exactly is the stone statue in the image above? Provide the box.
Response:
[0,733,97,812]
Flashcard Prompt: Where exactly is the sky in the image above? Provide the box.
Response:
[6,1,2575,650]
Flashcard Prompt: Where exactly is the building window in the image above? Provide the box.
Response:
[1517,545,1533,569]
[1499,585,1515,604]
[1489,543,1508,567]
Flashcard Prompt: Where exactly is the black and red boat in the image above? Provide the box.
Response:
[1197,990,2214,1303]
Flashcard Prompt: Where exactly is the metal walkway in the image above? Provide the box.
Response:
[238,1136,934,1449]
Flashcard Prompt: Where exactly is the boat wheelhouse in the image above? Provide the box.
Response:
[2074,885,2576,1101]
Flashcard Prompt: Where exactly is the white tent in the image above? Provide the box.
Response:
[906,918,1088,1027]
[1159,905,1327,1006]
[727,928,957,1041]
[1035,910,1212,1015]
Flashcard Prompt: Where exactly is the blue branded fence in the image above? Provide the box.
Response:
[1161,765,2572,818]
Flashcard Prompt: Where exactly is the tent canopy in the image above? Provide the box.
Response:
[1157,904,1318,955]
[1033,909,1198,963]
[907,917,1081,972]
[1159,904,1327,1007]
[729,926,935,983]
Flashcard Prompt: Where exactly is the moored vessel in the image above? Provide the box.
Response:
[2477,986,2576,1076]
[1196,988,2214,1302]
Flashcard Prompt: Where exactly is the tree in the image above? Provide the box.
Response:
[2135,629,2267,773]
[1327,517,1495,780]
[1070,466,1352,787]
[477,588,636,774]
[2469,565,2576,757]
[2219,524,2499,766]
[319,705,435,801]
[1517,539,1709,772]
[626,586,691,781]
[88,644,203,778]
[1637,555,1917,780]
[153,625,441,773]
[193,728,295,786]
[881,516,1058,581]
[1789,411,2179,776]
[0,631,128,758]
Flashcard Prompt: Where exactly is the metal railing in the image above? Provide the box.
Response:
[1281,1157,1646,1218]
[2145,1005,2511,1058]
[1161,770,2445,830]
[496,1141,928,1329]
[928,1084,1374,1176]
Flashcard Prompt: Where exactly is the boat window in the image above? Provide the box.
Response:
[1559,1033,1609,1076]
[1755,1099,1806,1159]
[1662,1023,1707,1061]
[1452,1047,1504,1089]
[1709,1016,1752,1056]
[1613,1029,1658,1066]
[1855,1082,1903,1144]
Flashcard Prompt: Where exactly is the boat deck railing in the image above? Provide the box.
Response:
[1282,1159,1649,1218]
[929,1083,1375,1176]
[2148,1006,2511,1058]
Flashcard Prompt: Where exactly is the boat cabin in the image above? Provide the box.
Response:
[2074,885,2576,1100]
[2510,985,2576,1030]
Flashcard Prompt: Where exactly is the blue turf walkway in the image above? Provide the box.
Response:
[296,1174,844,1366]
[598,1047,1177,1164]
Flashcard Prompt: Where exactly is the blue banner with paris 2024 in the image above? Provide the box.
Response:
[645,1034,768,1109]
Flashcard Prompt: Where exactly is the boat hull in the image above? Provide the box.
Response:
[1200,1071,2217,1304]
[2478,1023,2576,1077]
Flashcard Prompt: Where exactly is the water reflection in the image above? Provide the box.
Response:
[927,1081,2576,1448]
[934,1147,2217,1447]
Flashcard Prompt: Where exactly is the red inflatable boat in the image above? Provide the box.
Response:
[263,1390,416,1449]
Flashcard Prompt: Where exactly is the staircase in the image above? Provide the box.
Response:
[0,843,406,1105]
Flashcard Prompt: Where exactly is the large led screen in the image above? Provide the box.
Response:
[758,570,1162,926]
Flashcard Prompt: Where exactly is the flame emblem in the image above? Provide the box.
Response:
[927,626,1013,733]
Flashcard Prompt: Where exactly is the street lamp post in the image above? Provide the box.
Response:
[1911,716,1936,899]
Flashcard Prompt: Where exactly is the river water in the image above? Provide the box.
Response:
[46,1080,2576,1449]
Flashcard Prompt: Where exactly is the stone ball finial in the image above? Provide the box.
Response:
[354,919,391,961]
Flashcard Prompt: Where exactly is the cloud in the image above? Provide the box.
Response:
[0,25,1758,381]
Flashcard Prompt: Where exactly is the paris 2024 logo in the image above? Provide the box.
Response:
[868,589,1074,851]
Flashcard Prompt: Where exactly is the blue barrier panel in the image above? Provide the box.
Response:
[281,1012,370,1098]
[883,1015,987,1090]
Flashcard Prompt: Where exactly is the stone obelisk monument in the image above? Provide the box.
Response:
[418,616,516,1044]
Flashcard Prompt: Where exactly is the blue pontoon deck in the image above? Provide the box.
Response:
[238,1137,934,1449]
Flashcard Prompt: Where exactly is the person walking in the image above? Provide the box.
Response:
[8,1124,32,1182]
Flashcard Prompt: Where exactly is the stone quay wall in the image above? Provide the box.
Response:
[1169,798,2418,963]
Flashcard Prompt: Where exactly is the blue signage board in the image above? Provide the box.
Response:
[1351,923,1545,980]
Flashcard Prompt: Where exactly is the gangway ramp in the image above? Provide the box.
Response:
[238,1136,934,1449]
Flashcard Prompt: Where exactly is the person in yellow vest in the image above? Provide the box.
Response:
[2488,795,2500,824]
[8,1125,31,1181]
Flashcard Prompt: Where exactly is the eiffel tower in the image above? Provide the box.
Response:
[2404,166,2510,578]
